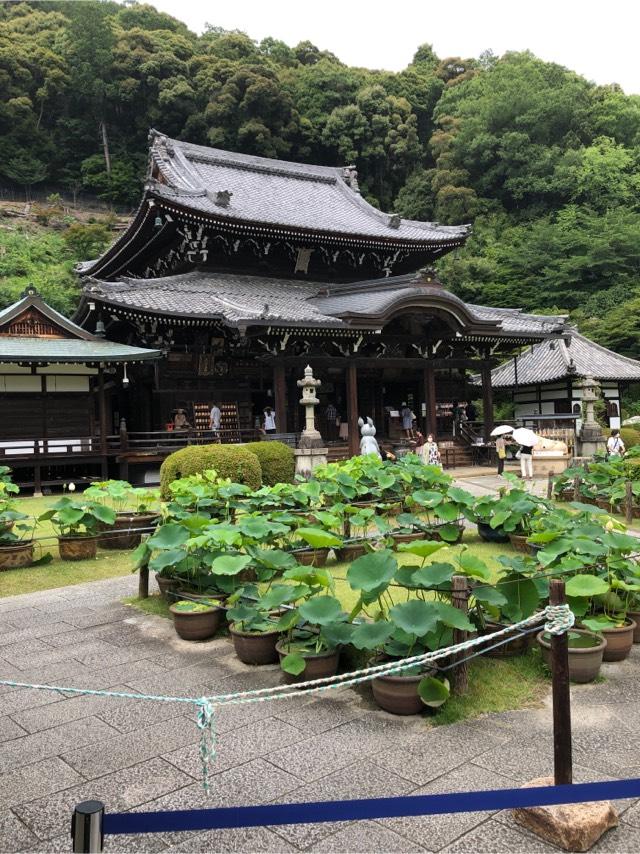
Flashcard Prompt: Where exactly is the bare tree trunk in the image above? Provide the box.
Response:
[100,120,112,175]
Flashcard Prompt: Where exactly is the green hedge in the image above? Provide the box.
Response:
[618,427,640,449]
[160,444,262,498]
[244,441,295,486]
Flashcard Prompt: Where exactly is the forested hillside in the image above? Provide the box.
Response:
[1,1,639,354]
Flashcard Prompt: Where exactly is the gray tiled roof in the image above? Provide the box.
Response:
[84,270,570,340]
[489,332,640,385]
[147,131,470,245]
[0,338,161,364]
[84,271,346,327]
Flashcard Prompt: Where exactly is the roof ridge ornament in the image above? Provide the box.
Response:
[213,190,233,208]
[411,266,441,287]
[342,165,360,193]
[387,214,402,229]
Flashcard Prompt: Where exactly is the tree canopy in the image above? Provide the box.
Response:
[1,2,639,355]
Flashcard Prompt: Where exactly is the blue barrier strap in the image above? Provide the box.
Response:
[103,778,640,835]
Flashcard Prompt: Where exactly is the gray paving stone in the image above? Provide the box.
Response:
[41,832,169,852]
[591,821,640,852]
[166,826,298,852]
[3,641,112,671]
[134,758,300,847]
[0,715,120,774]
[381,761,516,851]
[0,715,27,742]
[314,820,429,852]
[443,817,555,852]
[123,661,236,697]
[0,687,66,717]
[271,693,363,735]
[0,809,38,852]
[13,757,194,841]
[0,758,82,809]
[268,759,414,849]
[0,622,76,648]
[164,716,304,778]
[61,715,202,779]
[472,736,557,784]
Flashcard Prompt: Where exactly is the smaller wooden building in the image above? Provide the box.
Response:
[489,331,640,431]
[0,287,161,490]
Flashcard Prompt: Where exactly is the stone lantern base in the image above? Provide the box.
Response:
[295,447,328,478]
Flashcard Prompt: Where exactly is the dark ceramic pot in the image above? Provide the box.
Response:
[480,620,533,657]
[99,512,159,550]
[58,535,97,561]
[169,603,224,641]
[276,641,339,684]
[230,624,280,665]
[537,629,606,683]
[477,521,509,543]
[0,540,34,570]
[290,548,329,566]
[371,669,435,716]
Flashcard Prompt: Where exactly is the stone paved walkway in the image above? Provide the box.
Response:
[1,575,640,853]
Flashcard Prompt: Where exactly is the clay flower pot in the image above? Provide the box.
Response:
[156,575,180,601]
[626,610,640,643]
[537,629,606,683]
[58,535,97,561]
[390,530,425,547]
[599,620,636,662]
[509,532,530,553]
[230,624,280,665]
[477,521,509,543]
[372,669,433,716]
[480,620,533,658]
[276,641,339,684]
[169,602,224,641]
[335,541,369,562]
[290,548,329,566]
[0,540,34,570]
[99,512,159,550]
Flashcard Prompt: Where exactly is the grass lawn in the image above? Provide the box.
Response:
[0,494,135,598]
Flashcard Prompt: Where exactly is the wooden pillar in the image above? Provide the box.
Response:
[98,368,108,478]
[273,363,287,434]
[481,362,494,442]
[549,579,573,785]
[346,362,359,457]
[423,363,437,438]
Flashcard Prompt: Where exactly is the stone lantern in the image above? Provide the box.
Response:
[577,374,606,457]
[294,365,328,476]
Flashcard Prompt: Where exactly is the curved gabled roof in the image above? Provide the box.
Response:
[147,130,470,245]
[489,331,640,386]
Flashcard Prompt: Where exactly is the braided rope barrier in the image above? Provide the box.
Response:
[0,603,574,792]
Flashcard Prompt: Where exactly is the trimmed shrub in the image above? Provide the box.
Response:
[618,427,640,449]
[244,441,295,486]
[160,444,262,498]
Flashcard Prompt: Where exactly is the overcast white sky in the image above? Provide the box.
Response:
[149,0,639,94]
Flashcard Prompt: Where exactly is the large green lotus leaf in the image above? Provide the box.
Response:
[397,541,447,559]
[418,676,450,708]
[472,585,508,607]
[434,502,459,522]
[92,504,117,524]
[438,523,463,543]
[281,652,306,675]
[582,614,619,632]
[376,472,396,490]
[149,548,187,572]
[298,595,345,625]
[350,621,394,650]
[565,574,609,597]
[252,549,298,570]
[458,550,492,581]
[410,562,455,587]
[432,601,475,631]
[528,531,562,544]
[394,565,422,589]
[211,554,253,576]
[410,489,444,508]
[346,550,397,592]
[389,600,440,636]
[276,608,300,631]
[602,531,638,552]
[489,510,510,529]
[573,540,608,557]
[447,487,474,506]
[500,576,541,621]
[226,603,258,623]
[537,539,574,567]
[321,622,354,647]
[259,584,302,610]
[239,517,275,540]
[147,522,189,549]
[296,527,343,549]
[204,524,242,545]
[283,566,332,587]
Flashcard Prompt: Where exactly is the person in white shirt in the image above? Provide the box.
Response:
[607,430,625,458]
[263,407,276,434]
[209,402,221,432]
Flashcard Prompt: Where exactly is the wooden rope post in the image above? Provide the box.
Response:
[625,481,634,525]
[138,557,149,600]
[547,470,554,500]
[451,575,470,695]
[549,579,572,785]
[572,475,580,503]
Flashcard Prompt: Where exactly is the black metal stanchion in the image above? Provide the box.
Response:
[71,800,105,853]
[549,579,572,785]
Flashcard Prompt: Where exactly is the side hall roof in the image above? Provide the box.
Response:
[488,332,640,385]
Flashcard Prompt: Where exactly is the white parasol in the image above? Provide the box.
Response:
[490,425,514,437]
[512,427,540,447]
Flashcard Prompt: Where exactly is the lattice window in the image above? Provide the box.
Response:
[1,309,66,338]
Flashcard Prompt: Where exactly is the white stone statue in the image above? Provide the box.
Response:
[358,417,381,458]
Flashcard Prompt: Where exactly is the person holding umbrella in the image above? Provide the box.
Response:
[491,425,514,476]
[512,427,540,480]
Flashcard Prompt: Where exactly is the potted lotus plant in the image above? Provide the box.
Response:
[287,524,343,566]
[227,581,299,665]
[0,484,35,570]
[39,496,116,561]
[85,480,160,550]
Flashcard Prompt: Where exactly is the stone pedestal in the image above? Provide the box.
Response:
[295,447,328,478]
[512,777,618,852]
[577,375,607,458]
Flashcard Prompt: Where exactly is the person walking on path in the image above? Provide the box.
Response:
[519,442,534,479]
[496,434,509,475]
[209,401,221,433]
[263,406,277,434]
[607,429,625,459]
[400,402,415,439]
